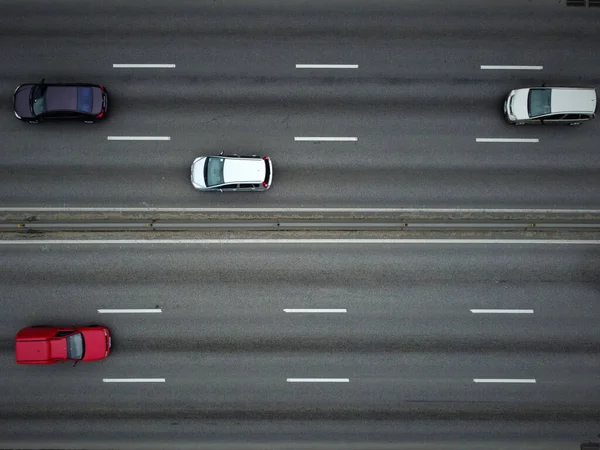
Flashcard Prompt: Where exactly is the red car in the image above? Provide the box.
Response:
[15,326,111,365]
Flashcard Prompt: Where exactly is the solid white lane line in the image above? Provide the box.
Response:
[98,309,162,313]
[107,136,170,141]
[476,138,539,143]
[2,207,599,214]
[480,65,543,70]
[284,309,347,313]
[470,309,534,314]
[473,379,536,383]
[103,378,166,383]
[113,64,176,68]
[1,239,599,245]
[296,64,358,69]
[294,137,358,142]
[287,378,349,383]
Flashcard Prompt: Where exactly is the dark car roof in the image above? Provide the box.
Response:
[45,86,78,111]
[44,85,97,114]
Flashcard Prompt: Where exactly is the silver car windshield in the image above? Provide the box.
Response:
[66,332,85,360]
[205,157,225,187]
[527,88,551,118]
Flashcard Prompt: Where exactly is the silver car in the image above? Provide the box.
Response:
[191,153,273,192]
[504,86,596,125]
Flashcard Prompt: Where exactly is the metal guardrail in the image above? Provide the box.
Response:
[2,221,600,231]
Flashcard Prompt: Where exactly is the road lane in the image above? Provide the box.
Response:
[1,242,600,344]
[1,0,599,208]
[0,241,598,446]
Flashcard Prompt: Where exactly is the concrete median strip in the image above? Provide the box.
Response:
[1,239,600,245]
[1,207,599,213]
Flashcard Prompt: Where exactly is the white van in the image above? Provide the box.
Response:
[504,86,596,125]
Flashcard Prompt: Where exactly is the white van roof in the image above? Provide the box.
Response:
[551,87,597,115]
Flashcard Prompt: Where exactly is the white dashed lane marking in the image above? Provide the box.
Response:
[287,378,350,383]
[480,65,543,70]
[470,309,534,314]
[296,64,358,69]
[113,64,176,68]
[294,137,358,142]
[107,136,170,141]
[476,138,539,143]
[103,378,166,383]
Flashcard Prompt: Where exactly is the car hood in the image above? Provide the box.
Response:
[13,85,35,119]
[191,157,207,188]
[81,328,108,361]
[509,88,530,120]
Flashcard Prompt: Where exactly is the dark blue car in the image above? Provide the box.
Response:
[13,79,108,123]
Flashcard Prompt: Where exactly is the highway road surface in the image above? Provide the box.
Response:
[0,238,599,448]
[0,0,600,209]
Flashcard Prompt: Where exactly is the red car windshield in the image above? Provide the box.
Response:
[66,332,85,360]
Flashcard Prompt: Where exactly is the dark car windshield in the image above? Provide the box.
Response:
[205,157,225,187]
[77,87,94,113]
[527,88,551,118]
[66,332,85,360]
[31,85,46,116]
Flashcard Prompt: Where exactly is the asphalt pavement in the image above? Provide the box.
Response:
[1,1,600,449]
[0,0,599,208]
[0,240,599,448]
